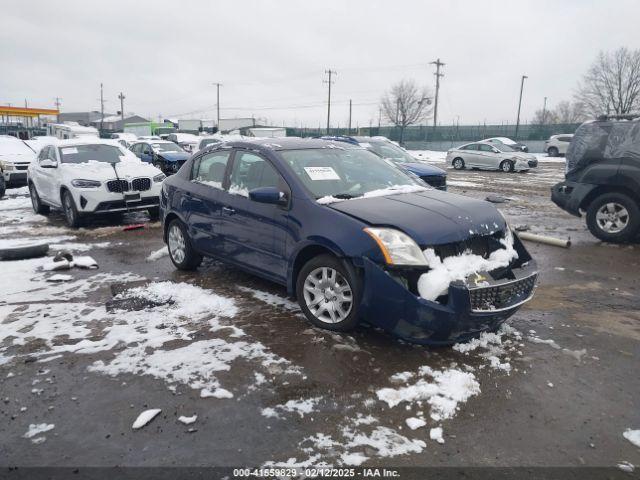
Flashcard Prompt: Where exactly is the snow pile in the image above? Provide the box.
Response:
[376,366,480,421]
[417,230,518,301]
[132,409,161,429]
[430,427,445,444]
[343,426,426,459]
[623,429,640,448]
[146,246,169,262]
[317,185,428,205]
[405,417,426,430]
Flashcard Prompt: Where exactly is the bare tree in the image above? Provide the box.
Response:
[576,47,640,116]
[554,100,587,124]
[531,108,558,125]
[381,80,432,144]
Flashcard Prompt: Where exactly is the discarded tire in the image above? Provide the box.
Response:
[0,242,50,261]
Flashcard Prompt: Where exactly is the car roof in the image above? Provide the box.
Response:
[202,137,362,154]
[42,138,125,149]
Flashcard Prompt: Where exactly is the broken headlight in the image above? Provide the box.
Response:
[364,227,427,266]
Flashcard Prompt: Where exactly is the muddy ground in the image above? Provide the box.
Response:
[0,161,638,471]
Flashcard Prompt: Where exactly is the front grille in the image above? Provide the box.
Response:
[107,179,130,193]
[15,164,29,171]
[422,175,446,189]
[428,232,504,260]
[469,274,537,312]
[106,178,151,193]
[131,178,151,191]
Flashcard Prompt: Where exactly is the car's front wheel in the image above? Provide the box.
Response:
[548,146,559,157]
[500,160,514,173]
[167,219,202,270]
[586,192,640,243]
[29,183,50,215]
[296,254,360,331]
[452,158,465,170]
[62,190,82,228]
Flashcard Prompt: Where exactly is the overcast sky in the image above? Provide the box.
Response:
[2,0,638,128]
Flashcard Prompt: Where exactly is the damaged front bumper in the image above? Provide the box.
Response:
[358,234,538,345]
[551,180,596,217]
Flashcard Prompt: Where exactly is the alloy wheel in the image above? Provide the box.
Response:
[29,185,39,211]
[168,224,186,264]
[303,266,353,324]
[595,202,629,233]
[63,194,75,224]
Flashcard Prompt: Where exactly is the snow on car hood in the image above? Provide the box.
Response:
[328,189,506,245]
[0,152,36,164]
[59,160,161,180]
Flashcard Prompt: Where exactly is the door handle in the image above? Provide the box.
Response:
[222,206,235,215]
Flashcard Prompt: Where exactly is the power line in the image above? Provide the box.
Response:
[324,69,336,134]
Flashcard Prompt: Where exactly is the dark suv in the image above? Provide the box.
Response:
[551,115,640,242]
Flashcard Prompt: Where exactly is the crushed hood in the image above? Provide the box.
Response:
[328,190,506,245]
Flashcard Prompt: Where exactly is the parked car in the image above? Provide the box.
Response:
[0,135,37,198]
[27,138,165,227]
[160,138,537,345]
[483,137,529,152]
[447,141,538,172]
[130,140,190,175]
[166,133,200,153]
[321,136,447,190]
[551,116,640,242]
[110,132,139,148]
[544,134,573,157]
[194,136,223,153]
[138,135,162,141]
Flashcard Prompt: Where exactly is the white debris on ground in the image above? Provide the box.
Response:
[618,461,635,473]
[317,185,428,205]
[343,426,427,459]
[238,286,301,312]
[23,423,54,439]
[201,387,234,399]
[405,417,426,430]
[178,415,197,425]
[453,324,522,372]
[430,426,445,444]
[132,409,162,429]
[146,246,169,262]
[623,429,640,448]
[262,397,322,419]
[417,229,517,301]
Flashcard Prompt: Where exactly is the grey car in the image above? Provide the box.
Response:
[446,142,538,172]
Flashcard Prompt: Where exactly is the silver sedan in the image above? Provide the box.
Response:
[446,142,538,172]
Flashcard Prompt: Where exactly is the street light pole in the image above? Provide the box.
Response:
[515,75,528,140]
[212,83,222,131]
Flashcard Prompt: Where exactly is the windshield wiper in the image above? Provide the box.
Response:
[332,193,360,199]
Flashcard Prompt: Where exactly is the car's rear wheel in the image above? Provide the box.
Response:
[29,183,50,215]
[548,146,559,157]
[62,190,82,228]
[452,158,465,170]
[167,219,202,270]
[586,193,640,243]
[0,176,5,199]
[296,254,361,331]
[500,160,514,173]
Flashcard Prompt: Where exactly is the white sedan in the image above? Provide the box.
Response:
[27,139,165,227]
[446,142,538,172]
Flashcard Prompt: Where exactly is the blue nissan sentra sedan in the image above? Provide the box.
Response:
[160,138,537,345]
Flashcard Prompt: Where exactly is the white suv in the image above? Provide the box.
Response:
[545,134,573,157]
[27,139,165,227]
[0,135,37,198]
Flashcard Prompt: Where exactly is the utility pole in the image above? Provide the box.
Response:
[54,97,62,122]
[118,92,126,122]
[212,83,222,131]
[541,96,547,125]
[430,58,445,128]
[324,69,336,134]
[99,83,105,133]
[348,99,352,134]
[515,75,528,140]
[378,106,382,128]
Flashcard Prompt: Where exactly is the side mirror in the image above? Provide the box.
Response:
[249,186,287,205]
[40,158,58,168]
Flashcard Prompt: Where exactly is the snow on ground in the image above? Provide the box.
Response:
[146,246,169,262]
[132,409,161,429]
[23,423,54,440]
[623,429,640,448]
[262,397,322,419]
[238,286,301,312]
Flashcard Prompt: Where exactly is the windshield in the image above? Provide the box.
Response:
[152,142,183,152]
[58,144,124,164]
[280,147,421,199]
[365,141,416,164]
[493,143,518,152]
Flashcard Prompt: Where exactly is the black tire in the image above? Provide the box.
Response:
[167,219,202,270]
[148,207,160,221]
[452,157,465,170]
[500,160,514,173]
[0,176,5,199]
[296,254,361,332]
[29,182,50,215]
[585,192,640,243]
[0,242,49,261]
[61,190,82,228]
[547,147,559,157]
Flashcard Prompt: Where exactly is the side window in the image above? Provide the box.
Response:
[142,143,151,155]
[192,151,230,189]
[463,144,478,151]
[38,147,48,162]
[229,152,281,198]
[479,144,493,152]
[558,136,572,142]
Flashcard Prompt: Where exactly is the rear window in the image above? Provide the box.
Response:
[566,120,640,173]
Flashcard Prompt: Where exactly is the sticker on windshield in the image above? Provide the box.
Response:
[304,166,340,181]
[61,147,78,155]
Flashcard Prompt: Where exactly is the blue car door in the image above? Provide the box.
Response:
[217,150,290,282]
[183,149,232,256]
[140,143,154,163]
